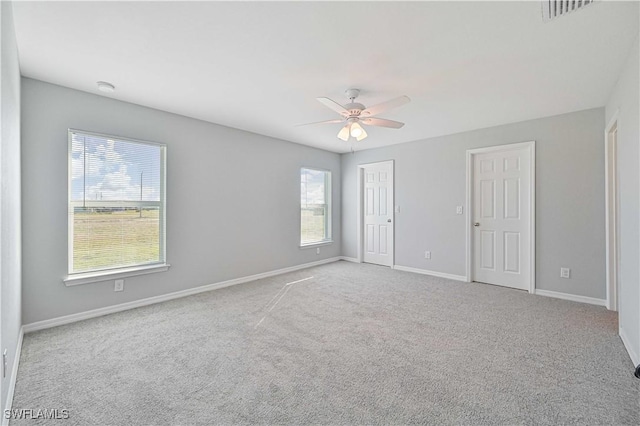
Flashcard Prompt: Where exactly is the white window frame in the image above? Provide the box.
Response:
[299,167,332,247]
[64,129,169,286]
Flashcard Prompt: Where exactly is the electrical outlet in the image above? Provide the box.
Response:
[425,251,431,259]
[316,247,320,255]
[560,268,571,279]
[456,206,463,215]
[114,279,124,292]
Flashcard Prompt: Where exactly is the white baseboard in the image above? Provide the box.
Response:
[2,326,24,426]
[392,265,467,282]
[533,289,606,307]
[23,257,342,333]
[619,327,640,367]
[339,256,360,263]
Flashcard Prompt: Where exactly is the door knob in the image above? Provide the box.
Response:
[387,219,392,223]
[474,222,480,227]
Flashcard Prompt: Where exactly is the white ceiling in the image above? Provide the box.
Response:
[12,1,639,153]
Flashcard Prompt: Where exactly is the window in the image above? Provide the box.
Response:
[68,130,167,278]
[300,168,331,246]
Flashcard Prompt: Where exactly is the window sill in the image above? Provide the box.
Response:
[64,263,171,286]
[299,240,333,249]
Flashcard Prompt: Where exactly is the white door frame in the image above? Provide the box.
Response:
[605,111,619,311]
[465,141,536,293]
[357,160,395,265]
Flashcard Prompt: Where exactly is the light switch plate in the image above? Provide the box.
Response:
[394,206,400,213]
[456,206,463,215]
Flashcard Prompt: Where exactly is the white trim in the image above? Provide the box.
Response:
[299,240,333,249]
[67,129,168,277]
[529,143,536,294]
[356,167,363,262]
[300,167,332,246]
[357,160,395,266]
[69,128,166,148]
[465,151,472,282]
[619,327,640,367]
[465,141,536,293]
[2,326,24,426]
[339,256,360,263]
[393,265,467,282]
[64,263,171,286]
[605,110,620,143]
[533,289,606,307]
[604,111,619,311]
[25,257,342,333]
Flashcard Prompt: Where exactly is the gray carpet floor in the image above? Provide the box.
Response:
[11,261,640,425]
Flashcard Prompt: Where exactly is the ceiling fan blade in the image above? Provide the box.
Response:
[317,97,350,117]
[360,117,405,129]
[296,118,344,127]
[361,95,410,117]
[337,124,350,141]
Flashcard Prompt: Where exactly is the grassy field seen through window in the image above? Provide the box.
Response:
[72,208,160,273]
[301,207,327,244]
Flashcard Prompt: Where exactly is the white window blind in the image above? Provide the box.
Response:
[68,130,166,275]
[300,168,331,245]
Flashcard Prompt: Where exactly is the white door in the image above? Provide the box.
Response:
[473,146,531,290]
[362,162,394,266]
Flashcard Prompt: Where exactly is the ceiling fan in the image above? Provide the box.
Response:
[301,89,410,142]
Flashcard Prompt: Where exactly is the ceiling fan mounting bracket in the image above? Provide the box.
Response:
[345,88,360,101]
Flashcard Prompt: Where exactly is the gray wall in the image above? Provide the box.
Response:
[1,0,22,413]
[342,108,606,300]
[21,78,341,325]
[606,35,639,365]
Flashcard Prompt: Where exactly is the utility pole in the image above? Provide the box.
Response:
[139,171,143,218]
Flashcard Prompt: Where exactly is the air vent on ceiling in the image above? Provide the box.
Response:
[542,0,596,21]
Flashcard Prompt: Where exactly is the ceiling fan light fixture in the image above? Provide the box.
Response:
[355,126,368,142]
[350,122,363,138]
[337,124,350,141]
